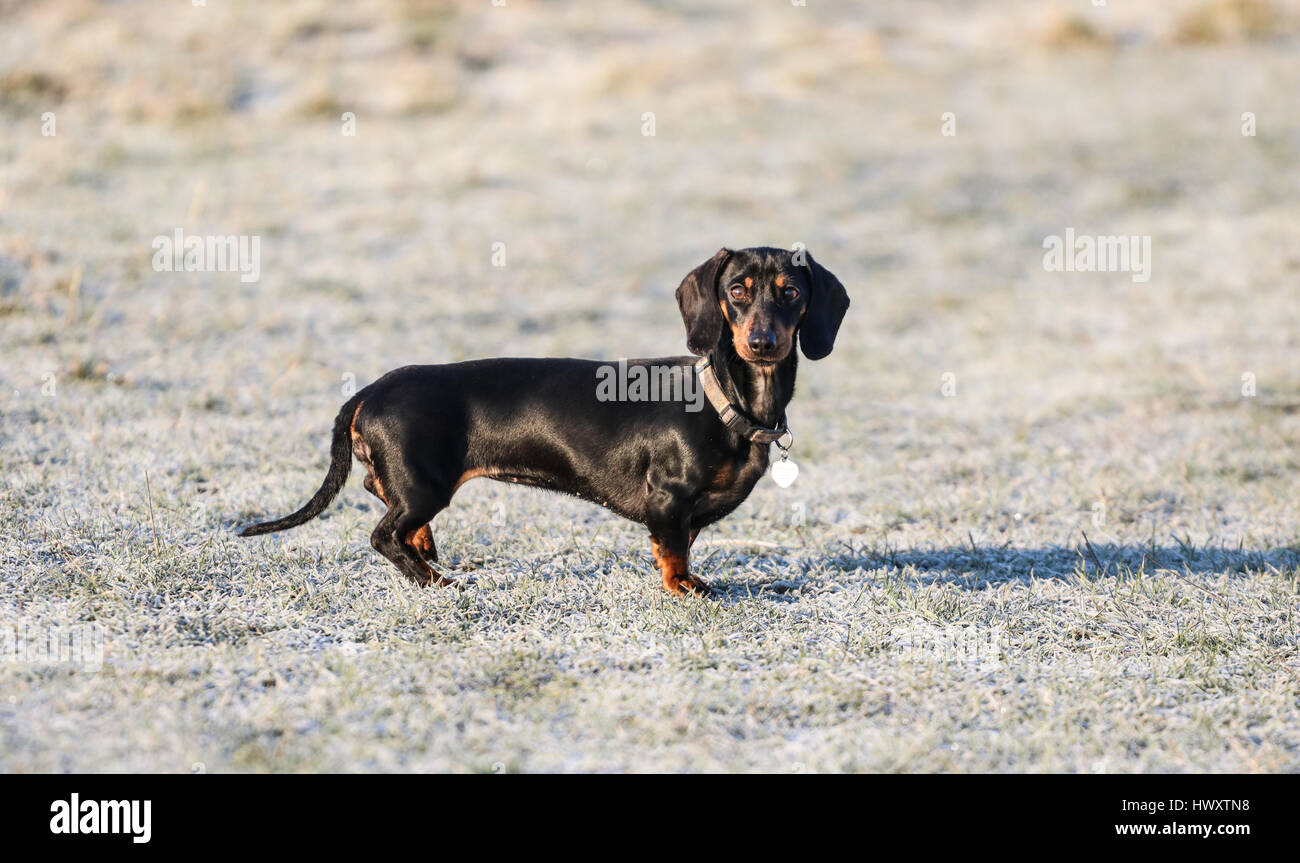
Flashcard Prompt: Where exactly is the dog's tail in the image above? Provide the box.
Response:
[238,395,361,537]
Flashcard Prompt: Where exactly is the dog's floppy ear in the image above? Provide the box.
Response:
[798,250,850,360]
[675,247,732,355]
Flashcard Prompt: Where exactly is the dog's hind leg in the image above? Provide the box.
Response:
[354,422,450,583]
[361,471,438,565]
[370,491,452,587]
[370,455,455,587]
[371,511,436,586]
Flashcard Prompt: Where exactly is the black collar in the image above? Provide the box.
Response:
[695,356,790,445]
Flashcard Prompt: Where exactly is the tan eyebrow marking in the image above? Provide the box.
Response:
[744,277,753,288]
[775,275,786,287]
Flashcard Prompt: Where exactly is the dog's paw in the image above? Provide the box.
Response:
[664,573,715,598]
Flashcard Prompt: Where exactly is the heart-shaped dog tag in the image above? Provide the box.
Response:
[771,457,799,488]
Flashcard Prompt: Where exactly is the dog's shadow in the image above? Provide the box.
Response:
[703,539,1300,602]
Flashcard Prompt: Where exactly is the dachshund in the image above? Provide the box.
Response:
[239,246,849,595]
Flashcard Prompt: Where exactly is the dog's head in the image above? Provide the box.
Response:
[675,246,849,363]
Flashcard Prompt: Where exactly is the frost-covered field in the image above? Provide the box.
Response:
[1,0,1298,772]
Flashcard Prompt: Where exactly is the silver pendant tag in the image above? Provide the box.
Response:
[771,453,799,488]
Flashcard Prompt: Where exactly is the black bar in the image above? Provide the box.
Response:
[0,774,1287,851]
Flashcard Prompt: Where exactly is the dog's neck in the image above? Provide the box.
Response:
[708,339,798,432]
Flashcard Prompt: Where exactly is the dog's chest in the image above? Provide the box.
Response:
[693,449,770,521]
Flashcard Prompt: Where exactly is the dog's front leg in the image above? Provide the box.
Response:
[644,469,713,596]
[648,528,712,597]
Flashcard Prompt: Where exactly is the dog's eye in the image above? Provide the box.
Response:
[782,287,799,302]
[729,284,748,300]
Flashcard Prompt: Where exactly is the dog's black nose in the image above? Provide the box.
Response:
[748,331,778,357]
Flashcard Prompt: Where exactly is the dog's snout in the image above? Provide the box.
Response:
[747,329,778,357]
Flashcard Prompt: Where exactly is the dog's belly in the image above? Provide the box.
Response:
[453,449,649,521]
[457,444,767,529]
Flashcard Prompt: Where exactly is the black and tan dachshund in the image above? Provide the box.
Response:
[239,247,848,595]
